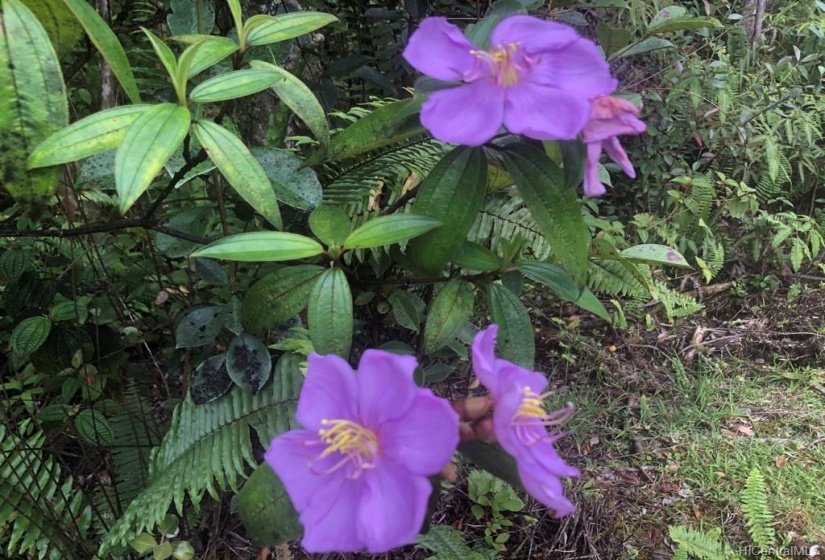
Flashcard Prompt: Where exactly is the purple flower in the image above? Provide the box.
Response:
[472,325,579,516]
[582,95,647,197]
[265,351,460,553]
[402,16,617,146]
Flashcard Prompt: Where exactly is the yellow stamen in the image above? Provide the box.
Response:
[471,42,524,87]
[315,419,379,478]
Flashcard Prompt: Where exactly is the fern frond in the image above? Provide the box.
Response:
[668,526,738,560]
[100,353,303,552]
[588,260,649,299]
[651,280,704,320]
[468,195,551,260]
[741,468,775,551]
[0,422,93,560]
[416,525,498,560]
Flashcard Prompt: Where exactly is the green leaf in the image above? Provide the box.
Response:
[190,69,280,103]
[174,39,206,96]
[0,0,68,203]
[409,146,488,274]
[166,0,214,35]
[244,12,337,46]
[488,283,534,368]
[308,97,424,165]
[344,214,441,250]
[249,60,330,146]
[0,250,29,283]
[242,265,324,332]
[175,305,223,348]
[191,232,324,262]
[28,105,150,168]
[389,289,425,332]
[611,37,675,60]
[10,316,52,361]
[457,440,523,491]
[49,300,87,322]
[250,147,322,210]
[60,0,140,103]
[74,408,114,446]
[226,0,243,39]
[424,279,474,354]
[142,27,178,86]
[193,119,282,229]
[237,463,302,546]
[21,0,84,58]
[189,354,233,404]
[502,143,589,284]
[308,268,352,357]
[596,22,632,57]
[519,261,610,321]
[115,103,190,213]
[308,205,352,247]
[621,244,691,268]
[184,35,237,78]
[647,6,721,35]
[453,242,499,272]
[226,334,272,393]
[130,533,158,555]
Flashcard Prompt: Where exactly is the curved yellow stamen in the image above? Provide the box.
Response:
[511,387,574,446]
[313,419,379,479]
[471,42,524,87]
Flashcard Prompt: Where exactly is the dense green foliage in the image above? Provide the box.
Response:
[1,0,823,557]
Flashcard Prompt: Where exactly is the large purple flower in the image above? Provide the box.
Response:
[402,16,617,146]
[472,325,579,516]
[582,96,647,197]
[265,350,459,553]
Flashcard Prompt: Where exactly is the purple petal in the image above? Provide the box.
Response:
[358,462,432,552]
[583,141,606,197]
[403,18,481,81]
[603,136,636,177]
[518,463,577,517]
[421,81,505,145]
[299,475,366,552]
[583,113,646,143]
[503,84,592,140]
[379,390,459,475]
[296,353,357,431]
[528,38,617,97]
[472,325,500,396]
[525,438,581,478]
[265,430,327,511]
[491,16,579,54]
[356,350,418,426]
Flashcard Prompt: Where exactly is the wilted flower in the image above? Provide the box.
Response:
[402,16,616,146]
[471,325,579,516]
[266,351,459,553]
[582,95,646,196]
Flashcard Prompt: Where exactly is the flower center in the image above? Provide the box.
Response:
[511,387,574,446]
[314,419,379,479]
[471,43,527,87]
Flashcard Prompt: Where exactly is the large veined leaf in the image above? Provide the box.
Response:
[181,35,237,78]
[249,60,329,146]
[190,69,281,103]
[191,232,324,262]
[115,103,190,213]
[10,315,52,363]
[250,147,323,210]
[488,282,534,369]
[307,97,425,165]
[242,265,324,333]
[408,146,488,274]
[28,105,150,168]
[166,0,214,36]
[519,261,610,321]
[308,268,352,357]
[99,358,304,551]
[343,214,441,249]
[61,0,140,103]
[502,143,589,284]
[243,12,338,47]
[21,0,83,57]
[141,28,177,87]
[237,463,302,546]
[194,119,282,229]
[308,205,352,247]
[423,279,474,354]
[0,0,68,203]
[621,244,691,268]
[226,334,272,393]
